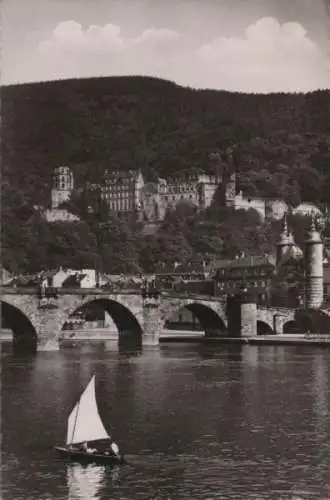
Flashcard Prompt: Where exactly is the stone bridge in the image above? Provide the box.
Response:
[0,287,326,352]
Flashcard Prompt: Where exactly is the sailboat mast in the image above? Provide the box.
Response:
[66,374,108,446]
[70,398,81,445]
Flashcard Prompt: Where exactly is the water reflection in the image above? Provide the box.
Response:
[311,352,330,473]
[311,353,329,429]
[66,463,120,500]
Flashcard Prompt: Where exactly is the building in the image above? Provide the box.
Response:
[45,165,324,224]
[44,209,79,223]
[292,203,323,218]
[51,166,74,208]
[213,255,276,303]
[45,166,79,222]
[232,190,288,221]
[155,260,213,290]
[164,173,221,211]
[100,169,144,219]
[141,179,170,222]
[0,268,12,285]
[38,268,108,289]
[211,216,325,309]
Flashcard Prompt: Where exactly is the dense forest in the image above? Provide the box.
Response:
[1,76,330,274]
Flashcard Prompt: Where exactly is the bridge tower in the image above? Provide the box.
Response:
[276,215,293,264]
[304,219,323,309]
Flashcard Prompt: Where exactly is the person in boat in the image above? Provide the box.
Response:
[110,441,120,458]
[104,439,121,458]
[82,441,97,454]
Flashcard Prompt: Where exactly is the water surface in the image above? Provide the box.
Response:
[2,342,330,499]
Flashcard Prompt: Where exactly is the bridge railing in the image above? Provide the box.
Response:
[0,286,144,296]
[1,285,223,300]
[1,287,39,295]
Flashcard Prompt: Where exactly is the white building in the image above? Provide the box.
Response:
[292,203,323,217]
[40,268,107,288]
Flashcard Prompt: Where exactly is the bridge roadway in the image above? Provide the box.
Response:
[0,286,324,351]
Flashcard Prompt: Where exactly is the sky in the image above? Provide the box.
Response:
[2,0,330,93]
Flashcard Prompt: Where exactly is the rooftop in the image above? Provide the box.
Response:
[214,255,276,270]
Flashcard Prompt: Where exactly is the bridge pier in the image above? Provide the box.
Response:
[37,338,60,351]
[34,298,65,351]
[240,296,257,337]
[142,291,161,347]
[273,314,284,335]
[227,293,257,337]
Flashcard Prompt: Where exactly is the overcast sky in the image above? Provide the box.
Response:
[2,0,330,93]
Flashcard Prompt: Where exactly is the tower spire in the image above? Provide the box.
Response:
[283,213,289,236]
[276,212,293,264]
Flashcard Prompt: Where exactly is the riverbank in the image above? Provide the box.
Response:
[203,334,330,347]
[2,329,330,347]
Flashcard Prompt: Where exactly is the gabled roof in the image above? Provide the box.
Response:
[154,260,211,275]
[103,169,142,181]
[62,273,87,287]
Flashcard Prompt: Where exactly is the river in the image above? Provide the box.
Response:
[2,341,330,499]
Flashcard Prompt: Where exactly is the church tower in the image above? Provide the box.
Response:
[51,166,74,209]
[276,215,294,265]
[304,218,323,309]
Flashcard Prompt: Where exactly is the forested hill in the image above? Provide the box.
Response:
[2,76,330,275]
[2,76,330,207]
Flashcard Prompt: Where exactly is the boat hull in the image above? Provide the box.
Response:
[55,446,125,465]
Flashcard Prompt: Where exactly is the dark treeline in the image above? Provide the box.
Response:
[1,76,330,274]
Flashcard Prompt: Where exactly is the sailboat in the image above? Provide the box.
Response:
[55,374,125,464]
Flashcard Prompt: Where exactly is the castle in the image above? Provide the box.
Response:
[45,165,292,223]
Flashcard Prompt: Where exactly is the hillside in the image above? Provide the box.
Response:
[1,76,330,274]
[2,76,330,205]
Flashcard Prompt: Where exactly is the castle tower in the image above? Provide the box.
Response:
[51,166,74,209]
[224,172,237,207]
[304,218,323,309]
[276,215,294,265]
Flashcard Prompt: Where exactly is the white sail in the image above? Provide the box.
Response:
[66,375,110,445]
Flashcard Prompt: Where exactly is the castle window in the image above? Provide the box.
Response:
[172,196,175,201]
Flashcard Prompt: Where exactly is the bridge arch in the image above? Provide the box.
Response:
[0,300,38,352]
[162,301,227,338]
[60,297,143,345]
[283,320,304,334]
[257,320,274,335]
